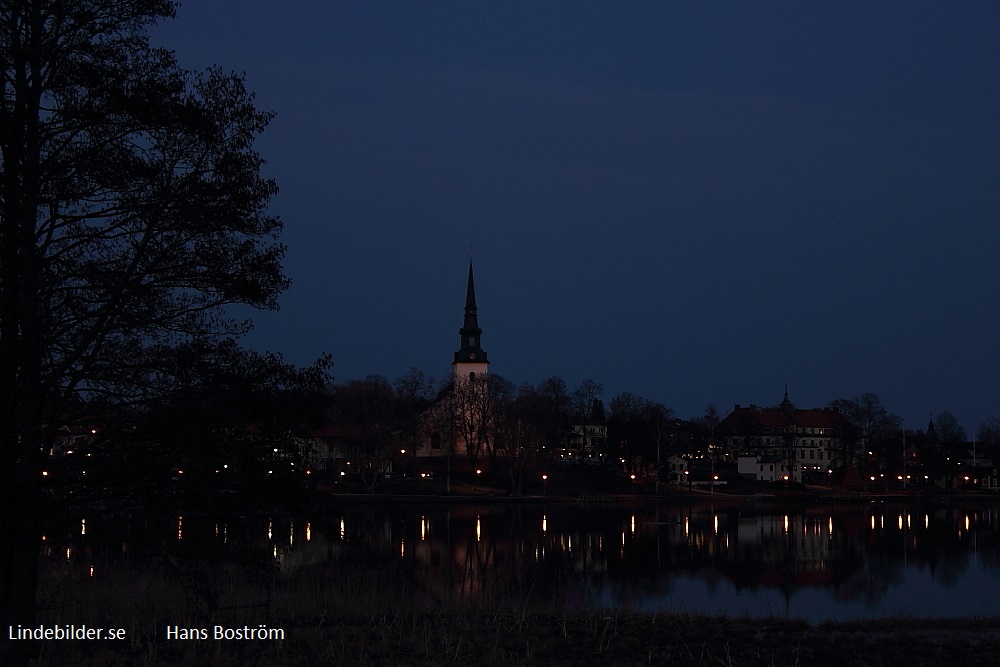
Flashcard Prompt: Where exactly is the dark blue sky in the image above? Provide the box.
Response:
[157,2,999,432]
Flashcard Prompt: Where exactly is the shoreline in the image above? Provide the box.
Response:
[304,488,1000,506]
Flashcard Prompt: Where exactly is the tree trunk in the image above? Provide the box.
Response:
[1,15,46,656]
[0,461,43,665]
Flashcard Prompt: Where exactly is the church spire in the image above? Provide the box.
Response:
[464,262,478,315]
[454,262,488,364]
[779,383,794,415]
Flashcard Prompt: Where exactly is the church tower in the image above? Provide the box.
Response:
[453,262,489,381]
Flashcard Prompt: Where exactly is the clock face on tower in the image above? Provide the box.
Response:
[468,353,476,360]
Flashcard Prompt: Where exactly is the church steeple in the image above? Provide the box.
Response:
[454,262,488,365]
[779,384,794,415]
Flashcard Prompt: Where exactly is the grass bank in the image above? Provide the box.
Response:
[34,610,1000,666]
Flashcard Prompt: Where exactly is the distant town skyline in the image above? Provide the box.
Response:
[155,3,1000,434]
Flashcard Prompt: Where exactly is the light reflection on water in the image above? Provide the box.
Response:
[39,501,1000,623]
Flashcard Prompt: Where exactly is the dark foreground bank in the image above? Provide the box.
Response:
[34,612,1000,666]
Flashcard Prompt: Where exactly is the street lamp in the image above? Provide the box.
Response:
[542,474,548,496]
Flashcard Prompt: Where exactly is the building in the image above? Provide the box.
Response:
[718,389,852,483]
[665,455,689,484]
[415,262,490,460]
[558,423,608,465]
[739,453,796,483]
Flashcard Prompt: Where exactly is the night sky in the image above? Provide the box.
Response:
[156,3,999,433]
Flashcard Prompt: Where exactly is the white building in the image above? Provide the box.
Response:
[719,389,852,483]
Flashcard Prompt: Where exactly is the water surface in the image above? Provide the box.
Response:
[40,499,1000,624]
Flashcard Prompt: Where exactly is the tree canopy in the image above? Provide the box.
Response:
[1,1,318,655]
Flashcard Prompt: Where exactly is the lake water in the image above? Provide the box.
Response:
[38,498,1000,624]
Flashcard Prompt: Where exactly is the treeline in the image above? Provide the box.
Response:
[324,374,1000,493]
[324,368,718,494]
[828,392,1000,482]
[43,343,333,508]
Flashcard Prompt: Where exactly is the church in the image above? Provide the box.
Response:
[413,262,492,460]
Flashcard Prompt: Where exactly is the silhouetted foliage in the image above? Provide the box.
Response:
[590,398,606,424]
[493,380,545,495]
[698,404,721,433]
[394,367,438,403]
[44,342,330,508]
[934,411,968,445]
[0,1,313,655]
[608,392,660,474]
[327,376,406,492]
[570,378,604,421]
[828,393,902,472]
[977,417,1000,463]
